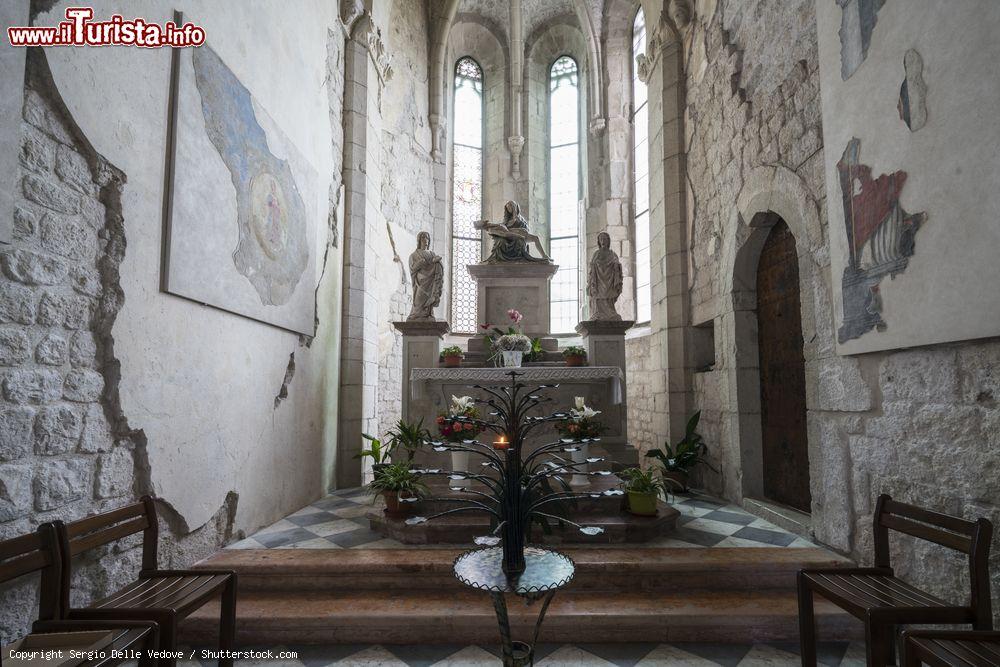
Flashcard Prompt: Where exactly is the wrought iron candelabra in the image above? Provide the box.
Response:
[404,370,621,577]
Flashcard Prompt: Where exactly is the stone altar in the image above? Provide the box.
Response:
[405,366,632,466]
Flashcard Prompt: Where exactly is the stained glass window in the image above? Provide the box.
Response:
[633,9,651,324]
[549,56,580,334]
[451,57,483,333]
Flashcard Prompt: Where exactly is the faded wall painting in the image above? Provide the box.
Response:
[816,0,1000,355]
[164,44,319,334]
[836,138,926,343]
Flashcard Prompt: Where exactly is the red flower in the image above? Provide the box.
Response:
[480,322,491,330]
[442,426,452,436]
[436,415,445,425]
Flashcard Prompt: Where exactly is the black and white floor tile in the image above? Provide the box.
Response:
[226,489,816,550]
[179,642,865,666]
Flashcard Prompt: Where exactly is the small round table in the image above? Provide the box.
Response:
[454,546,575,667]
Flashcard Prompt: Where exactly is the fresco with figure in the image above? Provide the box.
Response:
[163,43,319,334]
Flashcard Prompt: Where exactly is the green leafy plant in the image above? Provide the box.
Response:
[562,345,587,358]
[441,345,464,358]
[617,467,666,496]
[367,462,429,496]
[355,432,394,465]
[386,418,430,463]
[524,337,545,362]
[644,411,718,474]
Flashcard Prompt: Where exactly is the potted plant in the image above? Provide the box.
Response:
[367,461,429,514]
[385,418,430,464]
[644,411,717,491]
[617,467,665,516]
[355,432,395,479]
[562,345,587,367]
[437,395,485,488]
[480,309,532,367]
[440,345,464,368]
[524,336,545,363]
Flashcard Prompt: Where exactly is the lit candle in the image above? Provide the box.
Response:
[493,435,509,450]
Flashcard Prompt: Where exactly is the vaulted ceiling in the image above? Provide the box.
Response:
[456,0,604,41]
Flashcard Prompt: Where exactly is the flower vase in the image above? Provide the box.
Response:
[502,351,524,367]
[450,450,470,489]
[570,444,589,486]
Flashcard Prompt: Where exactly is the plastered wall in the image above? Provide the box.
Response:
[1,0,346,641]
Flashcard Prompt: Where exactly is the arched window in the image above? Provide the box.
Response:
[450,57,484,333]
[549,55,580,333]
[632,9,651,323]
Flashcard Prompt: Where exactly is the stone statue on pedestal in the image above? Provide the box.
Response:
[407,231,444,320]
[587,231,624,321]
[475,200,551,263]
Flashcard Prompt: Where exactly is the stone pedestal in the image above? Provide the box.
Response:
[576,320,635,370]
[468,262,558,337]
[576,320,634,463]
[393,320,450,422]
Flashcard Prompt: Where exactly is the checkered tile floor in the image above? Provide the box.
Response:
[178,641,865,665]
[226,489,816,550]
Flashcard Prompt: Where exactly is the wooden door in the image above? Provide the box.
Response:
[756,218,811,513]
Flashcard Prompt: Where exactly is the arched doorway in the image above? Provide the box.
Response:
[755,217,810,512]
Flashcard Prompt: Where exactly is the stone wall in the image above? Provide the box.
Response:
[682,0,825,499]
[658,0,1000,621]
[0,52,131,642]
[2,0,346,642]
[376,0,436,433]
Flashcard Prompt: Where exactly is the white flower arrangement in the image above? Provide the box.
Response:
[450,395,475,415]
[497,333,532,352]
[571,396,601,421]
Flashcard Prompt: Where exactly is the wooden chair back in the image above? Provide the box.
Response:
[0,523,63,621]
[57,496,160,611]
[873,494,993,627]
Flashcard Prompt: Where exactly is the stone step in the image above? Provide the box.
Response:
[181,588,860,645]
[196,547,851,594]
[417,476,627,515]
[368,503,680,544]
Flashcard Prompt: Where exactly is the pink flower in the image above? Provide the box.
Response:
[507,309,523,324]
[480,322,491,330]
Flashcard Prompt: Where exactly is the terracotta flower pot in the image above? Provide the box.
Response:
[443,355,462,368]
[564,355,586,367]
[627,490,659,517]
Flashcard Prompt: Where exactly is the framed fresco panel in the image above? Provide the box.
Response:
[816,0,1000,355]
[163,28,319,335]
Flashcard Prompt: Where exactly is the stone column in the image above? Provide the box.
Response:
[392,320,450,423]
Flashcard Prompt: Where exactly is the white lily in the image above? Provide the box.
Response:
[574,396,586,410]
[569,403,601,421]
[450,395,474,414]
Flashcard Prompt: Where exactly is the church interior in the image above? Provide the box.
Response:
[2,1,999,665]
